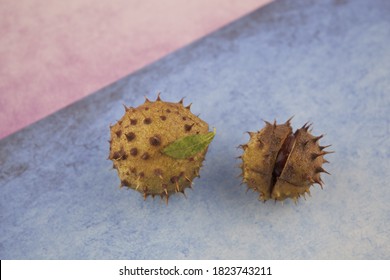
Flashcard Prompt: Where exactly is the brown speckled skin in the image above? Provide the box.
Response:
[109,96,209,201]
[241,119,331,202]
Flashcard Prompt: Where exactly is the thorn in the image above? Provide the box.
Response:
[160,183,168,195]
[319,144,332,150]
[175,182,180,192]
[307,176,315,184]
[262,119,272,126]
[180,190,187,199]
[316,166,331,175]
[323,150,335,155]
[144,96,151,103]
[178,97,185,105]
[120,180,129,188]
[311,153,320,160]
[156,92,161,101]
[184,176,192,183]
[314,177,324,189]
[143,192,148,200]
[185,103,192,110]
[184,123,195,132]
[237,144,248,150]
[311,152,330,160]
[246,131,256,138]
[285,116,294,125]
[165,195,169,205]
[273,119,277,128]
[312,134,324,142]
[301,122,312,131]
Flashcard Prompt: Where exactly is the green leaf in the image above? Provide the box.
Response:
[162,129,216,159]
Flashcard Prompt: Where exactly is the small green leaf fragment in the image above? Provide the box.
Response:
[162,130,216,159]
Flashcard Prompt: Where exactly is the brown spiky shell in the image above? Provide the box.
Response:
[240,118,332,202]
[108,94,209,202]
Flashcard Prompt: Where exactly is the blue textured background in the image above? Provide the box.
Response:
[1,0,389,259]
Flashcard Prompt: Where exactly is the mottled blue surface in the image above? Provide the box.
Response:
[1,0,389,259]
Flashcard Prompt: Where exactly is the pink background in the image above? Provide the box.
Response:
[0,0,271,139]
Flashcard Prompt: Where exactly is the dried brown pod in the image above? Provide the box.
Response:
[239,118,333,202]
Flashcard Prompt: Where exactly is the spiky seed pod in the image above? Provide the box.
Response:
[240,118,333,202]
[108,94,214,203]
